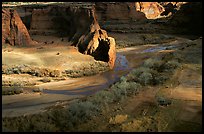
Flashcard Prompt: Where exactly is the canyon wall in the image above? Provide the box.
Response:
[94,2,166,32]
[2,8,34,46]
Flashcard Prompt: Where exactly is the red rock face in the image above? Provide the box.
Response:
[76,7,116,69]
[95,2,147,23]
[107,37,116,69]
[2,9,34,46]
[95,2,164,22]
[135,2,165,19]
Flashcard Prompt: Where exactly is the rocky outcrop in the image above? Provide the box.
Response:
[94,2,166,33]
[135,2,165,19]
[95,2,147,23]
[75,7,116,69]
[2,8,34,46]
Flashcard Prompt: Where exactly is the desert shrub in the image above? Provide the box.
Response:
[152,73,168,85]
[19,66,30,73]
[131,67,152,77]
[63,61,109,78]
[40,77,51,83]
[122,57,180,87]
[126,72,137,82]
[111,81,128,101]
[33,87,43,92]
[12,113,58,132]
[156,96,172,106]
[4,68,14,75]
[50,70,60,77]
[2,87,23,95]
[14,88,24,94]
[2,64,62,77]
[138,72,153,86]
[127,67,154,85]
[143,58,160,68]
[91,90,115,107]
[120,76,127,82]
[111,79,141,101]
[68,101,99,124]
[2,90,15,95]
[125,82,142,95]
[161,60,181,72]
[13,68,21,74]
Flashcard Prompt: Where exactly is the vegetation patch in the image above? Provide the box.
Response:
[63,61,109,78]
[33,87,44,93]
[2,87,24,95]
[2,64,61,77]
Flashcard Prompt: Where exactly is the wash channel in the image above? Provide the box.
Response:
[2,38,186,117]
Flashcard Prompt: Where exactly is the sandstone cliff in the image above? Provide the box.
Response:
[2,8,34,46]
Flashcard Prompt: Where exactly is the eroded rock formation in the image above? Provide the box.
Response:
[2,9,34,46]
[75,7,116,69]
[135,2,165,19]
[95,2,147,25]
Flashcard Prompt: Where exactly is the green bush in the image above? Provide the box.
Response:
[131,67,152,77]
[126,57,179,86]
[33,87,43,92]
[138,72,153,86]
[91,90,114,107]
[111,79,141,101]
[2,87,23,95]
[126,82,142,95]
[112,84,127,101]
[68,101,99,123]
[143,58,160,68]
[162,60,181,72]
[40,78,51,83]
[152,73,168,85]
